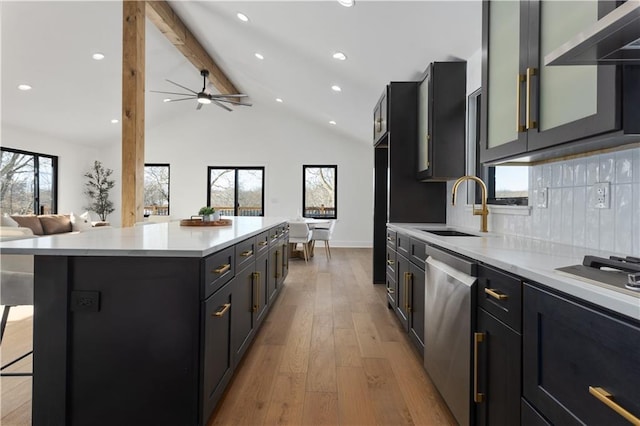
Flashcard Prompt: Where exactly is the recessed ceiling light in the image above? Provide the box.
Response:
[237,12,249,22]
[163,98,172,103]
[255,53,264,60]
[111,119,119,124]
[329,120,337,125]
[92,53,105,60]
[331,85,342,92]
[337,0,354,7]
[332,52,347,61]
[17,84,32,91]
[275,98,283,103]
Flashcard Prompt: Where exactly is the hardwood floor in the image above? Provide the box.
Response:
[209,248,455,426]
[0,249,455,425]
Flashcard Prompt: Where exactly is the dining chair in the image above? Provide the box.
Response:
[288,221,313,263]
[312,220,335,260]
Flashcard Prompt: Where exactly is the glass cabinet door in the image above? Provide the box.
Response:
[481,0,528,163]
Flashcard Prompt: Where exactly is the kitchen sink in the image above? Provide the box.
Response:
[421,229,480,237]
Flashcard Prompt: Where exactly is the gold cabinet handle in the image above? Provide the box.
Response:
[474,332,485,403]
[213,303,231,317]
[387,287,395,294]
[526,67,537,130]
[407,272,412,312]
[213,264,231,274]
[403,272,411,312]
[252,272,260,312]
[387,259,395,266]
[589,386,640,425]
[516,74,526,132]
[241,250,253,257]
[258,241,268,247]
[274,251,280,279]
[387,236,392,241]
[485,288,509,301]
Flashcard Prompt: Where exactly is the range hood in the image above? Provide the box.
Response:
[545,0,640,65]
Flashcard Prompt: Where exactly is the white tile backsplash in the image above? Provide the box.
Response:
[447,146,640,256]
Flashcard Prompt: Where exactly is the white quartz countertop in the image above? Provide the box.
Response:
[0,217,287,258]
[388,223,640,321]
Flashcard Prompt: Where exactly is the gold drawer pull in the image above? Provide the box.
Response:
[474,332,485,403]
[589,386,640,425]
[516,74,525,132]
[213,303,231,317]
[258,241,268,246]
[241,250,253,257]
[213,264,231,274]
[485,288,509,301]
[387,259,395,266]
[253,272,260,312]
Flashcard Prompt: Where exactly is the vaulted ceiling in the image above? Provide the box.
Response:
[1,1,481,147]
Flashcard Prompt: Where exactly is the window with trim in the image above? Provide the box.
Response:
[303,165,337,219]
[468,90,529,205]
[0,147,58,214]
[144,164,170,216]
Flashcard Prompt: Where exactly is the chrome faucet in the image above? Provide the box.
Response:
[451,176,489,233]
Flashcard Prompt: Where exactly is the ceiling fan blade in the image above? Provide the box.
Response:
[150,90,194,96]
[209,94,248,98]
[166,97,196,102]
[211,99,233,112]
[165,79,198,94]
[196,103,203,111]
[213,98,252,107]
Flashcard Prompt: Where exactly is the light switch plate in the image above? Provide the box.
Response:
[593,182,610,209]
[537,187,548,208]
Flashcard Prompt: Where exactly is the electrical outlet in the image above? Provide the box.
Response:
[537,187,548,208]
[593,182,610,209]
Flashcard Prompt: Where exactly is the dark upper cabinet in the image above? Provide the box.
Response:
[523,284,640,425]
[416,61,466,181]
[481,0,640,164]
[373,89,388,145]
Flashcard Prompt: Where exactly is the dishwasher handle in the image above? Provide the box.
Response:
[425,245,477,277]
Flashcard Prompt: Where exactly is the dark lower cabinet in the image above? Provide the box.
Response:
[475,309,521,426]
[202,281,233,424]
[395,253,410,331]
[231,264,256,366]
[523,284,640,425]
[254,252,269,327]
[408,262,424,355]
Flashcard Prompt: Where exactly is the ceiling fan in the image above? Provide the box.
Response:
[150,69,251,111]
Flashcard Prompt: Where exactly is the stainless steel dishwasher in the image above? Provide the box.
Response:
[424,244,477,426]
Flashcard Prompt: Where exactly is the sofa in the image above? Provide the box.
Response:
[0,212,110,241]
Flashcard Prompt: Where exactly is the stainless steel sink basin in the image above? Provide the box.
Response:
[421,229,479,237]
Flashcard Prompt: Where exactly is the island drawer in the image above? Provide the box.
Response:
[409,238,426,267]
[396,232,411,257]
[386,229,396,249]
[269,226,283,242]
[477,264,522,332]
[204,246,235,298]
[256,231,270,255]
[236,237,256,271]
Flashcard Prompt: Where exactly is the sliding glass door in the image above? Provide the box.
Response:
[207,167,264,216]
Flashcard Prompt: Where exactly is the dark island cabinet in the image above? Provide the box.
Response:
[481,0,639,164]
[407,261,425,355]
[522,284,640,425]
[202,280,234,423]
[32,223,288,426]
[416,61,466,181]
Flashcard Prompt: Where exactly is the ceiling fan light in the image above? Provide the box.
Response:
[197,97,212,104]
[337,0,354,7]
[237,12,249,22]
[332,52,347,61]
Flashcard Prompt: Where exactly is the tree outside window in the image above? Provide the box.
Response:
[0,148,57,214]
[144,164,170,216]
[303,165,337,219]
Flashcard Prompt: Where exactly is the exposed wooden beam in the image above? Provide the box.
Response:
[145,0,240,95]
[121,0,146,228]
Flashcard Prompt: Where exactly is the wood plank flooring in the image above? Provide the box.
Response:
[0,248,455,426]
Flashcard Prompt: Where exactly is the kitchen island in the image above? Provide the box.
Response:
[0,217,290,426]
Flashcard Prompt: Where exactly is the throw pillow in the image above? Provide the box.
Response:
[1,213,19,227]
[10,215,44,235]
[70,211,92,232]
[40,214,72,235]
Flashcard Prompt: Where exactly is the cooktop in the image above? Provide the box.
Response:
[556,255,640,297]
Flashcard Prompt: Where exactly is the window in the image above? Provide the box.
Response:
[468,91,528,205]
[208,167,264,216]
[144,164,170,216]
[0,147,58,214]
[303,165,337,219]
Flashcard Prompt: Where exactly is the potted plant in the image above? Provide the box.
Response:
[198,206,219,222]
[84,161,115,222]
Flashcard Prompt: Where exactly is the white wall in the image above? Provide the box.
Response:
[1,125,105,218]
[102,103,374,247]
